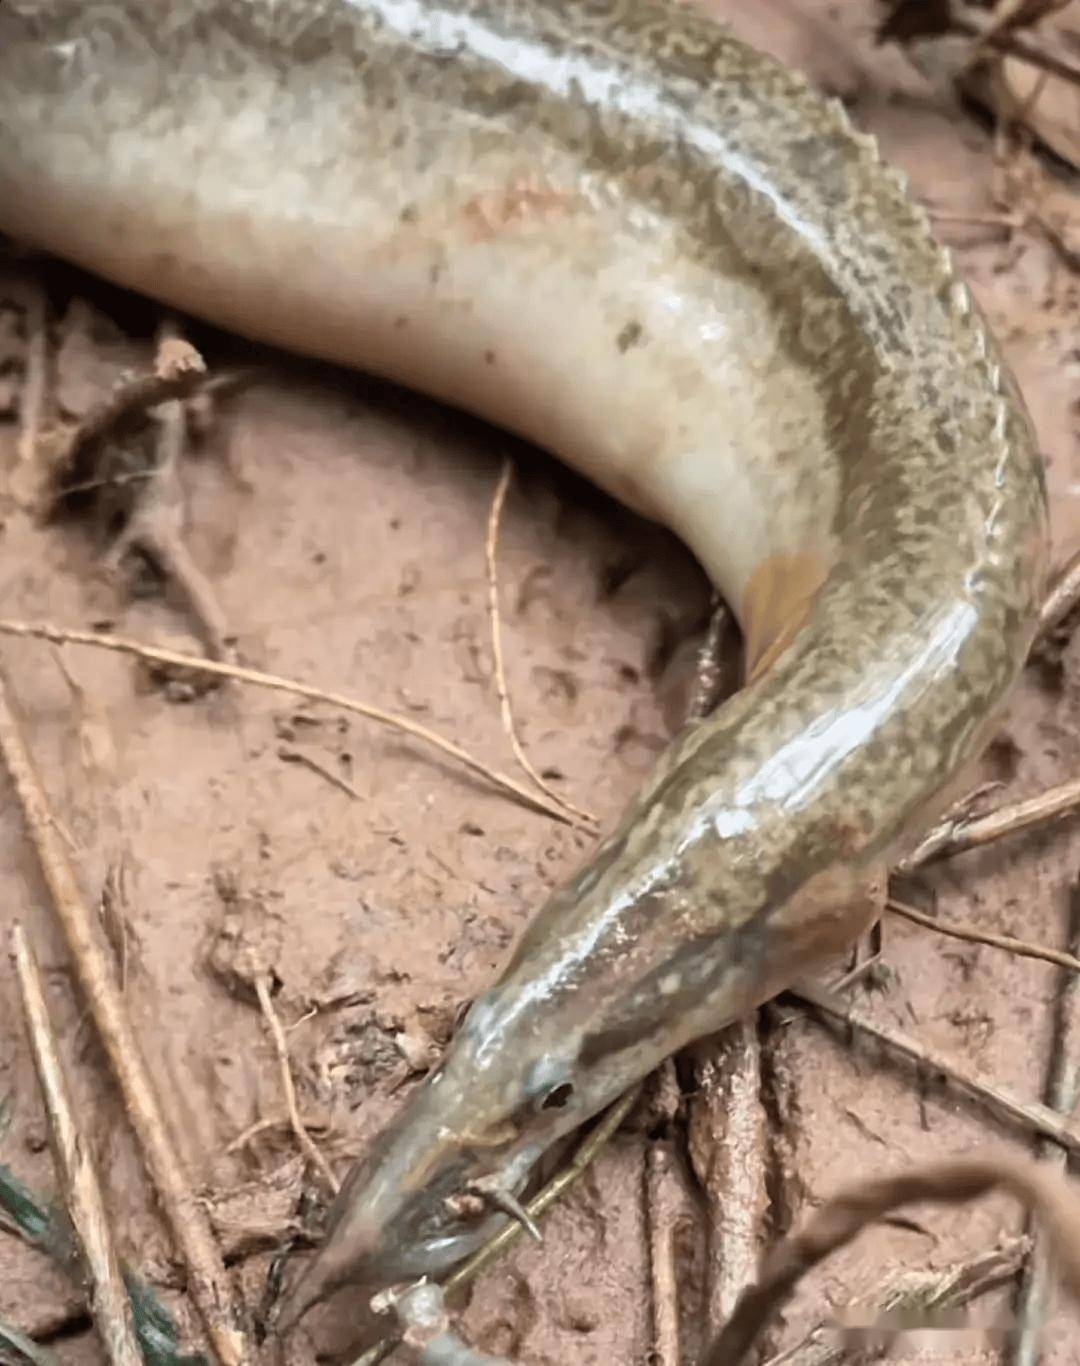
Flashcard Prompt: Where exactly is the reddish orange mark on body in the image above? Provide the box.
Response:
[762,859,885,996]
[462,176,584,241]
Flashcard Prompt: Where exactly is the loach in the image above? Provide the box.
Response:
[0,0,1049,1331]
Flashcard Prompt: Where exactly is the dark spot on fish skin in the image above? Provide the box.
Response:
[463,75,533,119]
[484,349,496,364]
[395,315,410,329]
[400,202,418,223]
[784,134,855,209]
[579,1019,651,1067]
[578,926,759,1068]
[617,319,644,352]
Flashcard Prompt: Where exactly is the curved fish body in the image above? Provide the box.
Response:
[0,0,1048,1327]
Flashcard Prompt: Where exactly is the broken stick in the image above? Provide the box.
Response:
[0,674,249,1366]
[12,923,141,1366]
[1010,886,1080,1366]
[901,773,1080,871]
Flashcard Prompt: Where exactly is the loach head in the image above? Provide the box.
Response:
[273,976,620,1330]
[272,785,778,1331]
[273,733,778,1331]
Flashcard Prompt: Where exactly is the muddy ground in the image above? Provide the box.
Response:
[1,2,1079,1363]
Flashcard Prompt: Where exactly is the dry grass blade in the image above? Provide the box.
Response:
[704,1156,1080,1366]
[792,979,1080,1155]
[888,896,1080,974]
[253,973,339,1197]
[0,673,249,1366]
[1011,886,1080,1365]
[0,617,576,826]
[11,923,141,1366]
[277,745,363,800]
[0,1315,63,1366]
[485,459,597,830]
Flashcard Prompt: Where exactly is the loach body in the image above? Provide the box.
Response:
[0,0,1049,1331]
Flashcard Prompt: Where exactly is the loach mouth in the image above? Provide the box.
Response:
[396,1219,504,1279]
[273,1091,544,1330]
[272,1173,513,1332]
[273,990,590,1331]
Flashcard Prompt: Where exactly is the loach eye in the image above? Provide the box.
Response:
[539,1081,574,1111]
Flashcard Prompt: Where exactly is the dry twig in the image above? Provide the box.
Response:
[52,336,207,485]
[102,329,232,661]
[689,1024,767,1338]
[888,896,1080,975]
[832,917,887,994]
[484,459,596,830]
[1011,885,1080,1365]
[0,617,577,826]
[0,674,249,1366]
[11,923,141,1366]
[253,973,339,1197]
[16,280,48,468]
[1039,545,1080,640]
[926,206,1024,229]
[955,4,1080,90]
[683,604,765,1343]
[900,775,1080,870]
[704,1155,1080,1366]
[792,979,1080,1156]
[644,1142,685,1366]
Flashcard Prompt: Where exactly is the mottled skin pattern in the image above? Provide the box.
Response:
[0,0,1048,1331]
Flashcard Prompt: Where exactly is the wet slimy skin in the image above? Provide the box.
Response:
[0,0,1048,1328]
